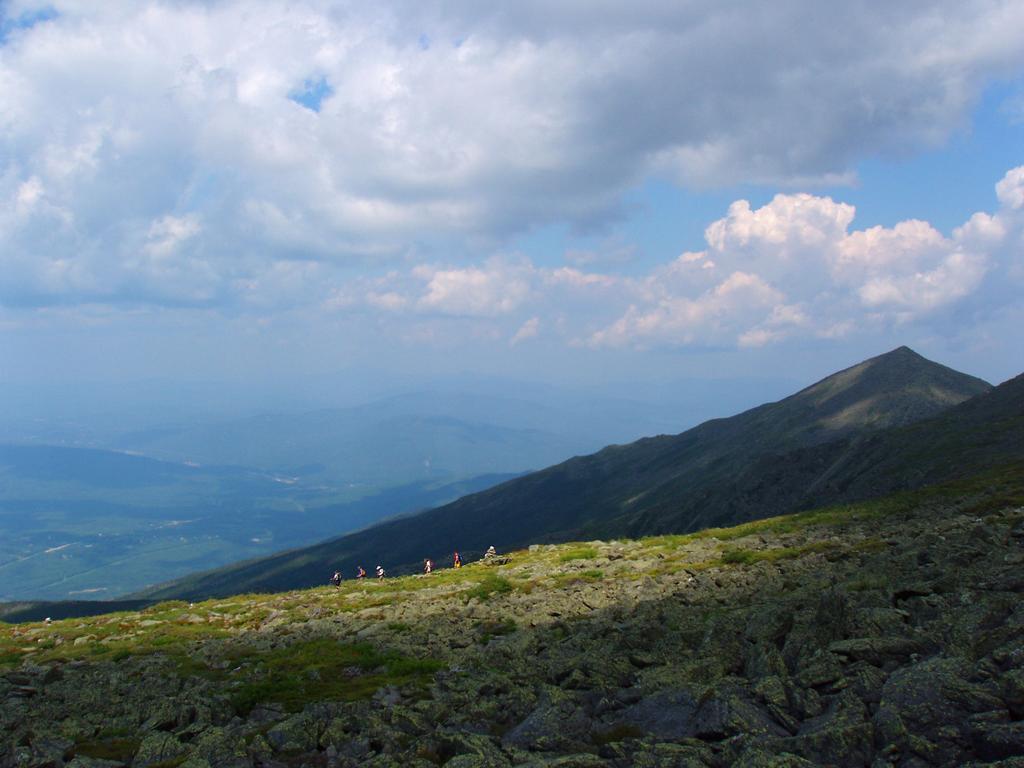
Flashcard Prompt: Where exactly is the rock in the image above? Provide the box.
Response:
[188,728,249,768]
[373,686,402,707]
[731,751,819,767]
[1002,669,1024,718]
[972,722,1024,761]
[65,759,125,768]
[602,741,711,767]
[266,713,321,753]
[795,650,845,690]
[692,681,788,740]
[744,605,793,647]
[140,701,180,732]
[745,642,788,680]
[502,688,592,752]
[25,737,73,768]
[134,733,188,768]
[435,732,509,767]
[844,662,888,705]
[385,705,430,736]
[752,676,799,734]
[752,676,789,711]
[608,689,697,740]
[518,755,607,767]
[873,656,1004,764]
[828,637,925,665]
[245,704,286,727]
[244,734,271,765]
[627,653,659,669]
[444,756,509,768]
[779,691,873,768]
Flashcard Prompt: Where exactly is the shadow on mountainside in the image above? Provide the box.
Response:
[2,466,1024,767]
[137,356,1019,602]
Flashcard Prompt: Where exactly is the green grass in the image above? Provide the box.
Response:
[462,575,514,602]
[475,618,517,641]
[720,548,757,565]
[719,541,837,567]
[559,547,598,562]
[225,638,443,714]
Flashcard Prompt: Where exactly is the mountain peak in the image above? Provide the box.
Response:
[784,347,991,439]
[885,344,920,357]
[866,344,933,369]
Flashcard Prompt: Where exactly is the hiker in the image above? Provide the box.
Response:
[484,545,497,559]
[424,558,433,574]
[453,550,462,568]
[376,564,385,580]
[330,570,341,588]
[356,565,366,580]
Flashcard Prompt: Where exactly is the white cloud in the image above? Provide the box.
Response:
[588,271,783,348]
[307,166,1024,351]
[706,195,855,255]
[544,267,618,291]
[510,316,540,346]
[144,214,202,259]
[2,1,1024,311]
[415,259,533,317]
[366,291,409,312]
[589,166,1024,348]
[996,166,1024,210]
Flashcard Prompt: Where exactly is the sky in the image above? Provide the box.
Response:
[2,0,1023,413]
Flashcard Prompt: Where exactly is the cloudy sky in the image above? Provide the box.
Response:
[2,0,1023,404]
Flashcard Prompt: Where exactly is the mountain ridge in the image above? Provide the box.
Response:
[136,346,1006,600]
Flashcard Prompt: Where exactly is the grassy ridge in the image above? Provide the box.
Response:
[4,461,1021,679]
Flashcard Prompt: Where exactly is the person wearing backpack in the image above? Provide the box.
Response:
[330,570,341,588]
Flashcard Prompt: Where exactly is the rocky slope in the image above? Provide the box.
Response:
[138,347,1000,600]
[2,465,1023,767]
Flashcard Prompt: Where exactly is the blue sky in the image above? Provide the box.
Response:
[1,0,1023,406]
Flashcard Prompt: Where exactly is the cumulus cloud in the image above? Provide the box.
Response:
[996,167,1024,210]
[306,166,1024,351]
[414,259,534,317]
[589,271,783,348]
[2,1,1024,311]
[587,166,1024,348]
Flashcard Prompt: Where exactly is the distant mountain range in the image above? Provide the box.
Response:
[105,388,751,487]
[137,346,1017,600]
[0,442,518,601]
